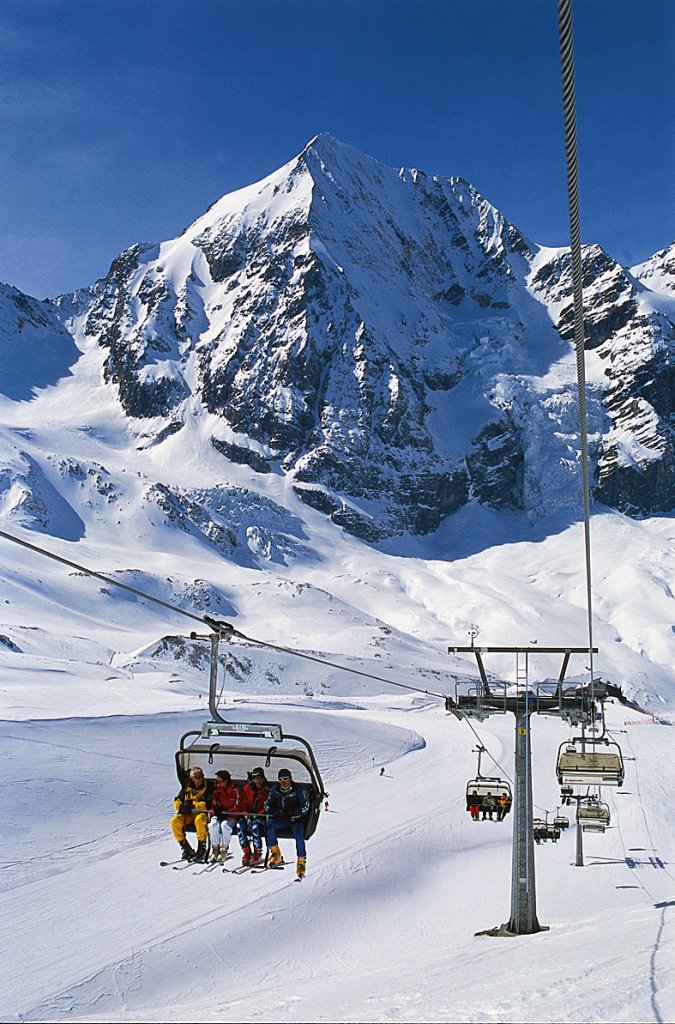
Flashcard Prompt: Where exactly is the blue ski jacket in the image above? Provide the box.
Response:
[265,782,311,823]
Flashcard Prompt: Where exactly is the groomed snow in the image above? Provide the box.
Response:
[1,693,673,1023]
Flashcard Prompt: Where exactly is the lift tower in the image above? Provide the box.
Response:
[447,644,600,936]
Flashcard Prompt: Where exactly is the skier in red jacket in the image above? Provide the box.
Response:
[237,767,270,866]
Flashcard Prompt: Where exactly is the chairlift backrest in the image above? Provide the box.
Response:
[556,739,624,786]
[576,799,610,827]
[175,731,326,840]
[465,777,512,803]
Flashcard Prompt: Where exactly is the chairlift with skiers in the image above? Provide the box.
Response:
[175,630,327,842]
[465,745,512,821]
[533,814,561,844]
[175,723,326,841]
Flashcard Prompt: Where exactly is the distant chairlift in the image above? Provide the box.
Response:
[533,815,561,844]
[465,745,512,821]
[553,813,570,831]
[576,795,610,833]
[556,737,624,787]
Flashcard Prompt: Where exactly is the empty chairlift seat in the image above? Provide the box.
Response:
[576,797,610,832]
[556,740,624,787]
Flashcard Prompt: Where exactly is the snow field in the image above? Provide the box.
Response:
[1,696,673,1023]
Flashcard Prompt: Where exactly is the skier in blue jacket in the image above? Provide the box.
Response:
[265,768,311,877]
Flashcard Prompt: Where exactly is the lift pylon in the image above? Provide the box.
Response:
[447,644,599,936]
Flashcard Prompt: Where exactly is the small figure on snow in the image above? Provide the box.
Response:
[209,769,241,862]
[238,766,270,866]
[171,766,212,861]
[265,768,311,878]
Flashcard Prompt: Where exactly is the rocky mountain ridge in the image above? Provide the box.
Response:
[1,134,673,546]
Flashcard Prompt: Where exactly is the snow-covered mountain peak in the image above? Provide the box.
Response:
[631,241,675,296]
[1,136,671,556]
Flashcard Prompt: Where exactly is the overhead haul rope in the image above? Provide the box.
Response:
[2,525,525,800]
[557,0,596,697]
[0,527,447,700]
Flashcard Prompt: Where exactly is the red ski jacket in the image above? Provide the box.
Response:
[240,781,270,816]
[210,781,241,819]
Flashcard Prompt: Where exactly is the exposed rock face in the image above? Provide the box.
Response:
[144,481,312,567]
[529,244,674,514]
[32,134,674,535]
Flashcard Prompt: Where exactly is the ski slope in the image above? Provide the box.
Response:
[2,686,674,1023]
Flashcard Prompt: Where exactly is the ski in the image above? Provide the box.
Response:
[194,861,221,874]
[224,864,254,874]
[194,854,234,874]
[160,859,190,868]
[250,864,285,874]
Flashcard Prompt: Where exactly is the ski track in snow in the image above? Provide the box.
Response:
[0,700,673,1024]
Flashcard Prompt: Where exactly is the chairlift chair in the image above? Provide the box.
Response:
[465,745,512,820]
[560,784,574,806]
[176,631,327,844]
[576,796,610,833]
[176,721,326,841]
[553,815,570,830]
[556,738,624,787]
[533,817,561,844]
[533,818,548,844]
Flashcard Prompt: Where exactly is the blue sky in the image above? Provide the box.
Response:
[1,0,672,299]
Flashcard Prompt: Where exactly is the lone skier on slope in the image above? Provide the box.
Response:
[265,768,311,878]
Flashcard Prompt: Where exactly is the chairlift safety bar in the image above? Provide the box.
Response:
[200,721,284,742]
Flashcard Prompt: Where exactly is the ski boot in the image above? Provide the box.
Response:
[180,840,195,861]
[250,847,262,866]
[296,856,306,879]
[241,844,252,866]
[268,844,284,866]
[194,840,208,864]
[210,844,221,863]
[220,844,230,862]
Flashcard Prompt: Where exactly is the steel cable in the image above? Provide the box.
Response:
[557,0,596,695]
